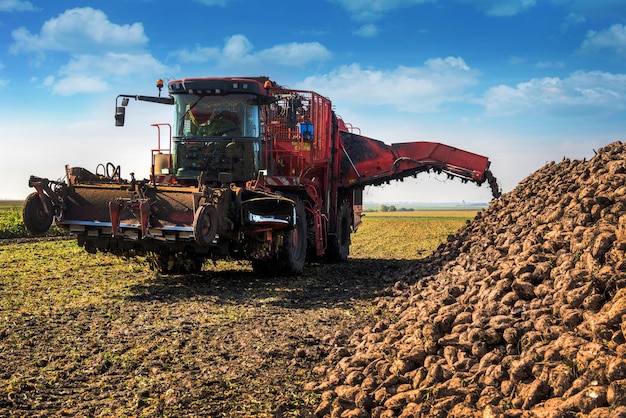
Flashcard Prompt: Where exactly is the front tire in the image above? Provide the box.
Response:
[252,197,307,276]
[23,192,54,235]
[279,197,307,275]
[193,205,218,246]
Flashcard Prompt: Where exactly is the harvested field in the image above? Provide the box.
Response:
[0,214,471,416]
[311,141,626,417]
[4,140,625,418]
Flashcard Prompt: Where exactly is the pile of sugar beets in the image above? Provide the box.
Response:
[308,141,626,417]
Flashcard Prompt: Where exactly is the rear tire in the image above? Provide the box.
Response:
[23,192,53,235]
[327,200,351,262]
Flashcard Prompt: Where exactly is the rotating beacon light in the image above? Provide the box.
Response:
[156,79,164,97]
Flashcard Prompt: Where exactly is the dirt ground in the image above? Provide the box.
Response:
[0,239,415,417]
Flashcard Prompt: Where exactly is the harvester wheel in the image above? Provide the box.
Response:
[252,197,307,276]
[193,205,218,246]
[278,197,307,275]
[327,201,351,262]
[23,192,54,235]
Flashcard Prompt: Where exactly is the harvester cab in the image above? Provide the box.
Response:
[24,76,500,276]
[116,78,270,187]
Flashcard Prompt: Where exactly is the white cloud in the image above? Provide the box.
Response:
[560,12,585,33]
[193,0,230,5]
[353,24,379,38]
[0,0,37,12]
[0,61,8,88]
[550,0,626,19]
[52,75,109,96]
[79,53,170,77]
[298,57,478,113]
[535,60,565,69]
[482,70,626,117]
[172,35,331,67]
[171,46,221,64]
[222,34,254,60]
[9,7,175,95]
[328,0,435,21]
[48,52,174,95]
[458,0,536,17]
[10,7,148,54]
[580,24,626,57]
[0,61,7,87]
[257,42,332,66]
[331,0,538,21]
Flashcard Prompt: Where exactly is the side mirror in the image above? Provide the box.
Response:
[115,106,126,127]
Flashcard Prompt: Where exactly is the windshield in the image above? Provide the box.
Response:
[173,140,260,182]
[174,94,259,138]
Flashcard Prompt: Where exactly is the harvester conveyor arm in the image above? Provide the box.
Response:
[339,133,501,198]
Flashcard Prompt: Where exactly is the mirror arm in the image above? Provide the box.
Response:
[115,94,174,127]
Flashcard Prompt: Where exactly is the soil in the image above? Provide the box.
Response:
[0,245,410,417]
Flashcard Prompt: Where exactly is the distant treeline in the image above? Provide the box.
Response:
[364,205,413,212]
[363,202,488,212]
[0,200,23,211]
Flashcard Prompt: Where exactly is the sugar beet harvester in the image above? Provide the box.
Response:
[24,77,500,275]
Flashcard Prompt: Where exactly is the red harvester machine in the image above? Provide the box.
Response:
[24,76,500,275]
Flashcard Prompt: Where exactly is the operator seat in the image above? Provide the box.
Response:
[207,111,241,136]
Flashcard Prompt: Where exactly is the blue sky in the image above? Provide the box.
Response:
[1,0,625,203]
